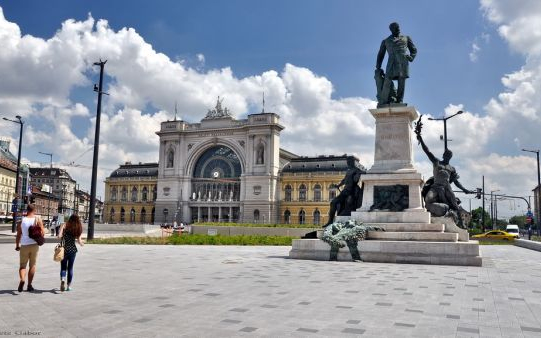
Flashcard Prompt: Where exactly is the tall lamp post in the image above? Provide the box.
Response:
[38,151,53,228]
[3,115,24,233]
[88,59,107,240]
[428,110,463,151]
[522,148,541,236]
[490,189,500,230]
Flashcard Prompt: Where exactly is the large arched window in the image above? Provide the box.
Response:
[152,186,157,201]
[313,209,321,225]
[121,187,127,202]
[192,145,242,203]
[299,209,306,224]
[120,207,125,223]
[284,210,291,224]
[109,207,115,223]
[299,184,307,202]
[193,145,242,178]
[142,187,148,201]
[141,207,146,223]
[314,184,322,202]
[284,185,292,202]
[329,184,337,201]
[151,207,155,223]
[111,187,117,202]
[254,209,260,222]
[130,208,136,223]
[131,187,138,202]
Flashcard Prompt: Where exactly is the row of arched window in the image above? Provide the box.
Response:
[110,186,157,202]
[283,209,321,225]
[283,184,337,202]
[109,207,155,224]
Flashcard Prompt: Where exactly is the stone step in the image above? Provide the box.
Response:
[349,210,431,223]
[289,239,482,266]
[365,223,444,232]
[367,231,458,242]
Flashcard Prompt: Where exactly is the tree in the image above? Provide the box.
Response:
[469,207,491,230]
[508,215,527,228]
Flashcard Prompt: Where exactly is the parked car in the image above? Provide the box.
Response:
[472,230,516,241]
[505,224,520,238]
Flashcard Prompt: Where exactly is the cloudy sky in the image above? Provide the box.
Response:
[0,0,539,219]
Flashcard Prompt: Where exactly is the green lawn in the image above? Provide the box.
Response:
[88,234,294,246]
[193,222,318,229]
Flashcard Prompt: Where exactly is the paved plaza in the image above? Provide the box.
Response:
[1,243,541,337]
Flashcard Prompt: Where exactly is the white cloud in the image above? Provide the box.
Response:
[469,42,481,62]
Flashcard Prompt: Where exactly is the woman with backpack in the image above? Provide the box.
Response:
[57,214,84,292]
[15,204,44,292]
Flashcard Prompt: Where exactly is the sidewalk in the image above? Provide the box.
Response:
[1,244,541,337]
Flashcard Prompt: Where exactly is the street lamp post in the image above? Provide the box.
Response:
[88,59,107,240]
[3,115,24,233]
[490,189,500,230]
[38,151,52,229]
[522,148,541,236]
[428,110,463,151]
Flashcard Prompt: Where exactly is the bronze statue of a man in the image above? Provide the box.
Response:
[376,22,417,107]
[415,122,474,225]
[324,157,364,227]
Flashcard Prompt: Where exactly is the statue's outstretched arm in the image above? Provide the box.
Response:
[417,134,438,163]
[452,177,473,194]
[376,40,385,69]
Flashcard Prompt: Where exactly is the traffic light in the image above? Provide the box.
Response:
[23,196,28,204]
[30,196,35,204]
[475,188,482,199]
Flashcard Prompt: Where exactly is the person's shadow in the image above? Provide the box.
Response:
[0,289,59,295]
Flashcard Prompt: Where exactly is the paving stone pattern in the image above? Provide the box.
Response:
[1,244,541,337]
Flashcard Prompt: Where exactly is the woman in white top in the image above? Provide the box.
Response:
[15,204,44,292]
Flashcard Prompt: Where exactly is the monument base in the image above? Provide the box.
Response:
[289,239,482,266]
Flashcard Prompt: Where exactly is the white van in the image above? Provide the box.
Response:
[505,224,520,238]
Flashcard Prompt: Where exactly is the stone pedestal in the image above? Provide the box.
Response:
[360,106,423,212]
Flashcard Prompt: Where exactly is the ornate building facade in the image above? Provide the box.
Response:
[103,162,158,224]
[155,99,285,224]
[279,155,364,226]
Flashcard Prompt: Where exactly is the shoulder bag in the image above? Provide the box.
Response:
[28,217,45,246]
[53,235,64,262]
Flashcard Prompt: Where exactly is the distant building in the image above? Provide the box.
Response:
[76,189,91,222]
[104,162,158,224]
[279,155,364,226]
[0,160,16,219]
[29,168,77,217]
[30,186,58,223]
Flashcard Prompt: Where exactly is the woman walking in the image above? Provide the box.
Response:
[15,204,44,292]
[58,214,84,291]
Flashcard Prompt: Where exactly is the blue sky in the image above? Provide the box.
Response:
[1,0,522,117]
[0,0,539,218]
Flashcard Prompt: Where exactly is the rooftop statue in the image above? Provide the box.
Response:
[205,96,232,119]
[375,22,417,107]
